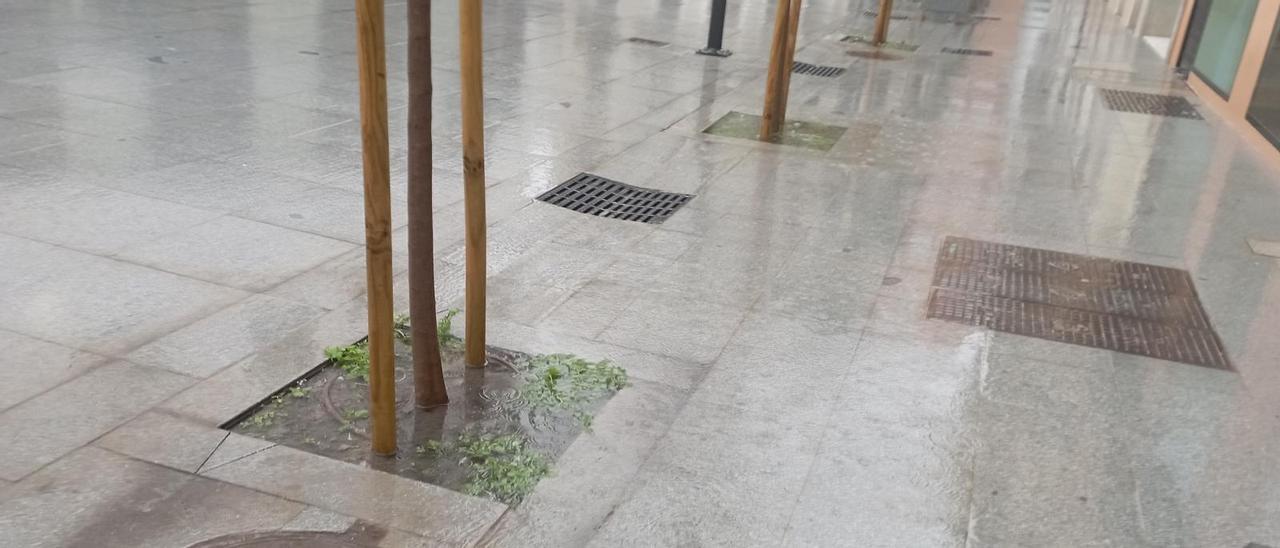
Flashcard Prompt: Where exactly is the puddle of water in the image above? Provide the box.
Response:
[230,342,619,503]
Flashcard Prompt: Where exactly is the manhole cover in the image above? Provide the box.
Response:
[1098,88,1203,119]
[792,61,847,77]
[536,173,692,224]
[942,47,993,56]
[627,37,669,47]
[926,237,1231,370]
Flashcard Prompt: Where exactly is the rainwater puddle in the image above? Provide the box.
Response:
[229,341,624,504]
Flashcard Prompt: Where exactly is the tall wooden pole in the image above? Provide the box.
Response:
[759,0,793,141]
[778,0,803,125]
[873,0,894,45]
[408,0,448,408]
[459,0,487,368]
[354,0,397,455]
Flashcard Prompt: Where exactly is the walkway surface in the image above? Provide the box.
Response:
[3,0,1280,545]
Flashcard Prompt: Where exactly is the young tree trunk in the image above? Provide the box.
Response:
[408,0,448,408]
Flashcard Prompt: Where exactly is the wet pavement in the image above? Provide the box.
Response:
[3,0,1280,545]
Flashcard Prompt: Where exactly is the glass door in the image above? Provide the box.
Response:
[1189,0,1259,96]
[1247,22,1280,148]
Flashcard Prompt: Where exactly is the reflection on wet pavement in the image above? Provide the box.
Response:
[1,0,1280,545]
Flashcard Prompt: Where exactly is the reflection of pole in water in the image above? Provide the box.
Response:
[463,366,488,424]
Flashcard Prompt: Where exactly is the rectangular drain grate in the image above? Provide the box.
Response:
[973,14,1002,20]
[942,47,994,56]
[926,237,1231,370]
[792,61,847,77]
[536,173,692,224]
[627,37,669,47]
[1098,88,1203,119]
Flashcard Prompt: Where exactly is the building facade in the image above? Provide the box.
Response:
[1121,0,1279,160]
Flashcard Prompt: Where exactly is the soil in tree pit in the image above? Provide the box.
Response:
[230,314,627,504]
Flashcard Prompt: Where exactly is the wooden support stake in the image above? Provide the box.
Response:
[759,0,793,141]
[354,0,397,455]
[459,0,487,368]
[778,0,803,125]
[408,0,447,408]
[873,0,894,45]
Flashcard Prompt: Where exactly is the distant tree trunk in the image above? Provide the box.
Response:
[408,0,448,408]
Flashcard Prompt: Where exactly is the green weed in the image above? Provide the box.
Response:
[438,308,462,350]
[393,314,412,345]
[455,432,550,504]
[325,342,370,382]
[288,386,311,399]
[518,354,627,429]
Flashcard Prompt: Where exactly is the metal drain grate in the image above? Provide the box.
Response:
[1098,88,1203,119]
[627,37,669,47]
[536,173,693,224]
[926,237,1231,370]
[862,9,909,19]
[792,61,846,77]
[973,14,1002,20]
[942,47,994,56]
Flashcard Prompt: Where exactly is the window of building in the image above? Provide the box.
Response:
[1191,0,1259,95]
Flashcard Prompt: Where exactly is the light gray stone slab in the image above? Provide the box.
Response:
[597,290,747,364]
[158,297,367,426]
[0,329,108,412]
[1247,238,1280,259]
[202,445,507,545]
[198,432,276,473]
[0,236,247,355]
[113,215,355,291]
[95,410,230,473]
[0,361,195,481]
[125,294,326,378]
[0,446,305,547]
[0,180,222,255]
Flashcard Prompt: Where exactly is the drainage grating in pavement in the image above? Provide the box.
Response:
[792,61,847,77]
[926,237,1231,370]
[536,173,692,224]
[942,47,994,56]
[1098,88,1203,119]
[627,37,669,47]
[973,14,1002,20]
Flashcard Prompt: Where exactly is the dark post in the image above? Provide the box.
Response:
[697,0,732,57]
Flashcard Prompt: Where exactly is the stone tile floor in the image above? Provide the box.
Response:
[3,0,1280,545]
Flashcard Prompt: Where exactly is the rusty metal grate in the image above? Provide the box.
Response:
[536,173,692,224]
[1098,88,1203,119]
[627,37,669,47]
[792,61,846,77]
[926,237,1231,370]
[942,47,994,56]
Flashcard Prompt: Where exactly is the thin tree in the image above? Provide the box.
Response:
[408,0,448,408]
